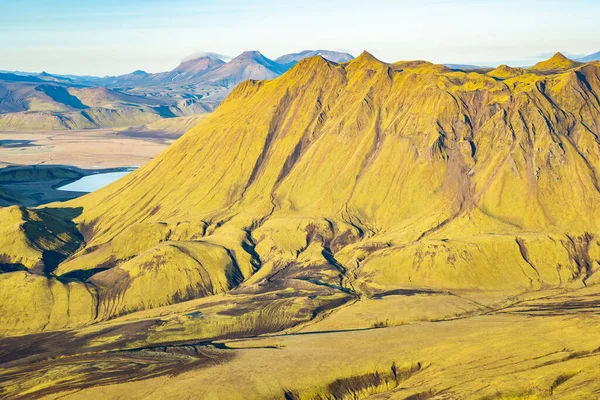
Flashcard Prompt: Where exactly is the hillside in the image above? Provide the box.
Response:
[1,52,600,398]
[487,64,526,79]
[0,75,178,130]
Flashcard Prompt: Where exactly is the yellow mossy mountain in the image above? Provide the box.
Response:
[2,52,600,399]
[529,52,582,73]
[68,51,600,301]
[0,206,82,273]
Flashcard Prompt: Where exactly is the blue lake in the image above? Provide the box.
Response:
[58,169,136,193]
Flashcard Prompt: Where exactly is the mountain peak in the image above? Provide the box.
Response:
[226,51,284,71]
[348,50,386,67]
[199,50,285,85]
[238,50,264,59]
[172,57,225,74]
[286,55,333,75]
[181,51,227,62]
[530,52,581,72]
[357,50,376,59]
[487,64,525,79]
[550,52,569,61]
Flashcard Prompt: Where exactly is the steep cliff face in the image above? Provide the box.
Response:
[2,53,600,335]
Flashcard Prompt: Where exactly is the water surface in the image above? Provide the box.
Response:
[58,169,135,192]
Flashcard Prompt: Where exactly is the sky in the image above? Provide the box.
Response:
[1,0,599,76]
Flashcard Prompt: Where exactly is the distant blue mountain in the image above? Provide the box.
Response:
[444,64,490,71]
[275,50,354,67]
[0,72,43,82]
[577,51,600,62]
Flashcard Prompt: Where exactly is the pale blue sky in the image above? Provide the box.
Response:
[1,0,599,76]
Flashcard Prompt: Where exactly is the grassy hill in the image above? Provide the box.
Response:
[1,52,600,398]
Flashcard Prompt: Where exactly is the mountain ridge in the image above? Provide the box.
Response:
[0,49,355,129]
[7,50,596,131]
[529,51,582,72]
[74,52,600,240]
[47,51,600,319]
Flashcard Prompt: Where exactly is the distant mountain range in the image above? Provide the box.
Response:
[78,49,351,88]
[0,50,354,130]
[275,50,354,66]
[443,64,490,71]
[2,49,599,131]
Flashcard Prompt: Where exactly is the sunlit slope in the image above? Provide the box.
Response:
[0,206,97,336]
[2,53,600,336]
[0,206,82,272]
[77,53,600,235]
[69,52,600,295]
[0,47,600,396]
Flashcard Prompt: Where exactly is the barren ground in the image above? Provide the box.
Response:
[0,129,174,169]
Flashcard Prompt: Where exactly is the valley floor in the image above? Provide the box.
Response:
[1,284,599,399]
[0,128,173,169]
[0,130,168,206]
[0,114,205,205]
[0,114,207,169]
